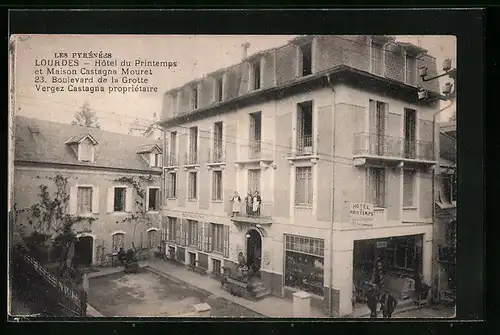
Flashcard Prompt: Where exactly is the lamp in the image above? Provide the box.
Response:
[246,234,251,238]
[442,82,453,95]
[418,89,428,100]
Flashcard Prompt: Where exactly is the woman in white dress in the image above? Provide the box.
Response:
[252,191,262,216]
[230,191,241,217]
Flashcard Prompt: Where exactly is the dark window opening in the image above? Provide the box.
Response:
[252,62,261,90]
[297,101,313,154]
[148,188,160,211]
[300,43,313,76]
[215,77,223,102]
[192,86,198,109]
[114,187,126,212]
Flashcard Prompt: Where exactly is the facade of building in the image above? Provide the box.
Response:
[158,35,441,316]
[14,116,163,266]
[433,121,456,304]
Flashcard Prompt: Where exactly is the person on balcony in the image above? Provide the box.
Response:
[252,191,262,217]
[245,193,253,216]
[230,191,242,217]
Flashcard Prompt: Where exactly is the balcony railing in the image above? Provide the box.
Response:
[288,134,316,157]
[249,139,262,160]
[165,153,179,167]
[184,151,199,166]
[354,132,402,157]
[231,201,273,224]
[207,146,225,164]
[404,139,434,161]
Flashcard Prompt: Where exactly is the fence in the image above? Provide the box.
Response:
[13,251,87,317]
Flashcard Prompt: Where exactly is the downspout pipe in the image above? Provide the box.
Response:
[326,74,336,317]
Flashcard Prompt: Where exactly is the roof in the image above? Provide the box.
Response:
[15,116,163,171]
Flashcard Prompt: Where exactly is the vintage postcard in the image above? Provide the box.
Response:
[8,34,456,319]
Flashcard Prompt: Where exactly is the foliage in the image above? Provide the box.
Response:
[113,175,155,249]
[15,174,96,274]
[71,102,100,129]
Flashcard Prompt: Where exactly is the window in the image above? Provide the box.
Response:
[168,131,177,165]
[147,230,157,248]
[148,188,160,211]
[248,169,260,194]
[211,223,224,253]
[404,108,417,158]
[191,85,198,110]
[387,236,416,271]
[442,173,456,203]
[368,167,386,208]
[405,55,417,86]
[188,126,198,164]
[371,41,384,75]
[368,100,387,156]
[188,171,198,200]
[212,170,223,201]
[403,169,416,207]
[284,235,324,297]
[77,186,93,214]
[167,172,177,198]
[79,142,93,162]
[154,153,162,167]
[251,61,261,90]
[212,258,222,275]
[187,220,198,247]
[112,233,125,252]
[295,167,313,206]
[297,101,313,155]
[300,42,313,76]
[249,112,262,159]
[215,76,223,102]
[167,217,177,242]
[213,121,223,162]
[114,187,126,212]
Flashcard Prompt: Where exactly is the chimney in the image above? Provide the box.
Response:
[241,42,250,60]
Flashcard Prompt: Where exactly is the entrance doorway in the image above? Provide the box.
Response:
[246,229,262,274]
[74,235,93,267]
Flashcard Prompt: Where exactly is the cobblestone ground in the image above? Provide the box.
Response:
[88,268,264,317]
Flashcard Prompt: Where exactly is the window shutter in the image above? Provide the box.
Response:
[207,223,213,252]
[92,186,99,214]
[155,189,161,209]
[223,225,229,258]
[181,219,187,246]
[369,99,377,135]
[203,222,209,252]
[382,168,387,208]
[69,186,78,214]
[175,219,181,244]
[107,187,114,213]
[197,223,203,250]
[125,187,134,212]
[164,217,169,241]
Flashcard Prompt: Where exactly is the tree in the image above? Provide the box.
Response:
[113,176,155,251]
[15,175,96,282]
[71,102,100,129]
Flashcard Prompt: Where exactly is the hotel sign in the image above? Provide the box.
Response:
[181,212,205,221]
[349,203,374,227]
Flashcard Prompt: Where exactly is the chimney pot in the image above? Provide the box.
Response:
[241,42,251,60]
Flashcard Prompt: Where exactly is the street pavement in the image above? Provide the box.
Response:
[359,305,455,319]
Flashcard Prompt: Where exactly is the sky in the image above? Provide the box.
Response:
[12,35,456,134]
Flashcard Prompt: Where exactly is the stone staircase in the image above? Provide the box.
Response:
[247,277,271,300]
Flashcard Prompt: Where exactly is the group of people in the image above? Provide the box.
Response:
[230,191,262,217]
[366,288,398,318]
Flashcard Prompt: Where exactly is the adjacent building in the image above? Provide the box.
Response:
[13,116,163,266]
[434,121,456,305]
[158,35,441,316]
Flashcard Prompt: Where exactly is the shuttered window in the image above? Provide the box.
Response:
[212,170,223,201]
[167,172,177,198]
[188,171,198,200]
[368,167,386,208]
[187,220,198,247]
[403,169,416,207]
[114,187,126,212]
[295,167,313,206]
[248,169,260,194]
[77,187,93,214]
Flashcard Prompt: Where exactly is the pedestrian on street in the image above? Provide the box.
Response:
[380,291,398,318]
[366,288,378,318]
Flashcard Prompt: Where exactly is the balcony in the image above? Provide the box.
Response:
[165,153,179,167]
[184,151,199,167]
[249,139,262,160]
[353,132,435,167]
[286,134,319,164]
[207,146,226,169]
[437,244,456,264]
[230,201,273,226]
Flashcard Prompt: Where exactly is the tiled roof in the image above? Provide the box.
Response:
[15,116,162,171]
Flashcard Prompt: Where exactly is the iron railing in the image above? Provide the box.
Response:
[249,139,262,160]
[184,151,199,165]
[287,134,317,157]
[207,146,225,164]
[235,200,273,219]
[354,132,402,157]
